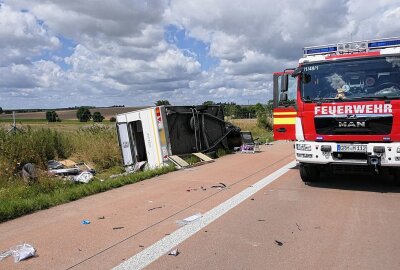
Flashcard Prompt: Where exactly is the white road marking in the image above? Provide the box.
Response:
[113,160,296,270]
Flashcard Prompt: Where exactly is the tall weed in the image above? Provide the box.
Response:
[70,124,121,170]
[0,128,73,183]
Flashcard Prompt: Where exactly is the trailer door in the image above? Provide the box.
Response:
[117,122,134,166]
[273,70,297,140]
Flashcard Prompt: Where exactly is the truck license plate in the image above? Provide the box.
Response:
[337,144,367,152]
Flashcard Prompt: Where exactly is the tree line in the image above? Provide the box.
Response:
[45,107,111,122]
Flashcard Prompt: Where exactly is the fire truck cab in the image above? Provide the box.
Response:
[273,37,400,182]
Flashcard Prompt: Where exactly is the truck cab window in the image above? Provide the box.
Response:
[278,75,297,106]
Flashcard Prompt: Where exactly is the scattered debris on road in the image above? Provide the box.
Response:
[98,216,105,219]
[296,223,302,231]
[139,245,144,248]
[239,131,260,153]
[176,212,202,226]
[0,243,36,263]
[274,240,284,246]
[187,186,208,191]
[113,226,125,230]
[314,226,321,229]
[148,206,163,211]
[258,219,266,222]
[81,219,90,225]
[251,198,255,201]
[168,249,180,256]
[211,182,226,189]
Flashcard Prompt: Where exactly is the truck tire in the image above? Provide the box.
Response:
[299,163,320,183]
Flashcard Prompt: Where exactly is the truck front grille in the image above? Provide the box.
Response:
[315,115,392,135]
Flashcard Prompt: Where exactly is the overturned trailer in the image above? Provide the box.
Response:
[116,105,239,171]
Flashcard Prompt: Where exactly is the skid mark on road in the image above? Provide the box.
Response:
[113,160,296,270]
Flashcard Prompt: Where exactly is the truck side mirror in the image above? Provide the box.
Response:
[281,74,288,92]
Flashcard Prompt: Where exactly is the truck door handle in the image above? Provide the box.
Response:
[276,128,287,133]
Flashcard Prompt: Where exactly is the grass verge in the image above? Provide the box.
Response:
[0,165,175,223]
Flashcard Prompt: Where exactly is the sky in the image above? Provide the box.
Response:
[0,0,400,109]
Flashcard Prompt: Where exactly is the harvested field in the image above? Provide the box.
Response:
[0,106,148,120]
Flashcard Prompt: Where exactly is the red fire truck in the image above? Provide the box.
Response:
[273,37,400,182]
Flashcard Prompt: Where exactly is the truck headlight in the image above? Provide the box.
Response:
[296,144,311,151]
[397,146,400,153]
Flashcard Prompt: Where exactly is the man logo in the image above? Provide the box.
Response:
[338,121,366,128]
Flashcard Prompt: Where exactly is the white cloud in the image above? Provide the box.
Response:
[0,4,60,66]
[1,0,400,108]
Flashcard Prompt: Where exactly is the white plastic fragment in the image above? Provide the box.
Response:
[175,212,202,226]
[73,171,94,183]
[0,250,12,261]
[168,248,179,256]
[0,243,36,263]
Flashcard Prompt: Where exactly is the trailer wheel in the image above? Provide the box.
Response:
[299,164,320,183]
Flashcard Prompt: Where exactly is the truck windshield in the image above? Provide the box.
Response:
[300,56,400,102]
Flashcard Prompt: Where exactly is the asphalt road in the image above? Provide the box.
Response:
[148,169,400,270]
[1,141,400,269]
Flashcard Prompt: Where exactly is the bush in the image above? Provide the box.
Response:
[76,107,91,122]
[256,110,272,130]
[155,100,170,106]
[92,112,104,122]
[109,117,116,122]
[46,111,59,122]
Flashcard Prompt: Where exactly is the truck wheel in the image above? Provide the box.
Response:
[299,164,320,183]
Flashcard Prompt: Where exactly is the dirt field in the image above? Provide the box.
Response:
[0,106,148,121]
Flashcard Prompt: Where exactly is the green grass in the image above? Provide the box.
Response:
[0,165,175,223]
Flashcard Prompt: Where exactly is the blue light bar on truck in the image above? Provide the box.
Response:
[303,37,400,57]
[304,46,337,56]
[368,39,400,49]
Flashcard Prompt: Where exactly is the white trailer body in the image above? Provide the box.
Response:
[116,105,228,171]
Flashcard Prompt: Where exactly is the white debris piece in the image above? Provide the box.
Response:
[73,171,94,183]
[168,248,180,256]
[175,212,202,226]
[0,243,36,263]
